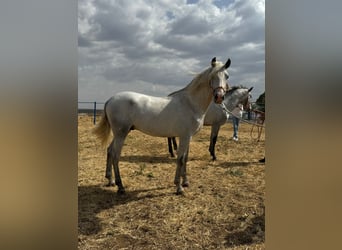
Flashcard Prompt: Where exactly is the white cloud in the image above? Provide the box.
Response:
[78,0,265,102]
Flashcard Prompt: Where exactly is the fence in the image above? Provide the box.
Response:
[78,101,105,124]
[78,101,261,125]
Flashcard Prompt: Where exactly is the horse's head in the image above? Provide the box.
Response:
[225,85,254,111]
[242,87,253,111]
[209,57,231,104]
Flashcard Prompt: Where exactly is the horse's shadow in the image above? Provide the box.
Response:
[120,155,175,164]
[119,155,262,169]
[214,160,263,168]
[225,211,265,247]
[78,185,172,235]
[120,154,216,163]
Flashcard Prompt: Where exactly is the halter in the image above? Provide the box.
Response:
[209,57,230,95]
[242,93,252,111]
[211,85,226,94]
[210,80,227,94]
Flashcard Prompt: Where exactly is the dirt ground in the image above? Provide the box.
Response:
[78,114,265,249]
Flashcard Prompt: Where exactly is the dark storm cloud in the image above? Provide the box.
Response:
[92,12,141,43]
[78,34,92,47]
[78,0,265,101]
[170,14,212,36]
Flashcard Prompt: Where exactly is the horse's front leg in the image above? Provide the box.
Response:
[181,147,190,187]
[175,155,187,195]
[208,125,220,161]
[105,141,115,186]
[174,137,190,195]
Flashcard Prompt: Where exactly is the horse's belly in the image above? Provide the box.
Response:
[134,116,180,137]
[134,113,204,138]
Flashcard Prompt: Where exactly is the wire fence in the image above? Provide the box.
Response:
[78,101,263,126]
[78,101,105,124]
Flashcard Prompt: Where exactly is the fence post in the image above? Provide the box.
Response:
[93,102,97,124]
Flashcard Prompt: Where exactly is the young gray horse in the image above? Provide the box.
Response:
[168,85,253,160]
[93,57,231,195]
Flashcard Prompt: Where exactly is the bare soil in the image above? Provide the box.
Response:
[78,114,265,249]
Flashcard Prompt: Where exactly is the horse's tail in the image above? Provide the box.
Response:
[93,101,111,148]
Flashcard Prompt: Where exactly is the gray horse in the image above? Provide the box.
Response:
[93,57,231,195]
[168,85,253,160]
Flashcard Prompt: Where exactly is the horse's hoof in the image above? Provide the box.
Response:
[117,188,126,195]
[105,182,115,187]
[259,157,265,163]
[176,187,184,195]
[182,182,189,187]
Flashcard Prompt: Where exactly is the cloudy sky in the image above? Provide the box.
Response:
[78,0,265,105]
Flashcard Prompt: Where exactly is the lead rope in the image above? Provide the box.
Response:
[221,103,265,141]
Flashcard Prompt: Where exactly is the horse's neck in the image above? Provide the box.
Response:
[185,75,213,114]
[170,68,213,115]
[224,90,244,110]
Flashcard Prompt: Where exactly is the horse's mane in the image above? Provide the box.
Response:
[167,73,202,97]
[256,92,265,105]
[168,60,225,97]
[227,85,248,94]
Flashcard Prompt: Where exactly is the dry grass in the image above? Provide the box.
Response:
[78,114,265,249]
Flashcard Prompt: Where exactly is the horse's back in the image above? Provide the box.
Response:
[106,91,169,118]
[105,92,140,117]
[107,91,166,108]
[105,91,188,137]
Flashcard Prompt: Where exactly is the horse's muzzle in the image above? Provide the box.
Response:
[214,88,225,104]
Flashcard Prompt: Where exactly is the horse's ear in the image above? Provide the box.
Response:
[224,58,231,69]
[211,57,217,67]
[248,87,254,92]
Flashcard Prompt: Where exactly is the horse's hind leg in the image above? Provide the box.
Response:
[105,141,115,186]
[111,133,128,194]
[168,137,178,157]
[172,137,178,150]
[168,138,175,157]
